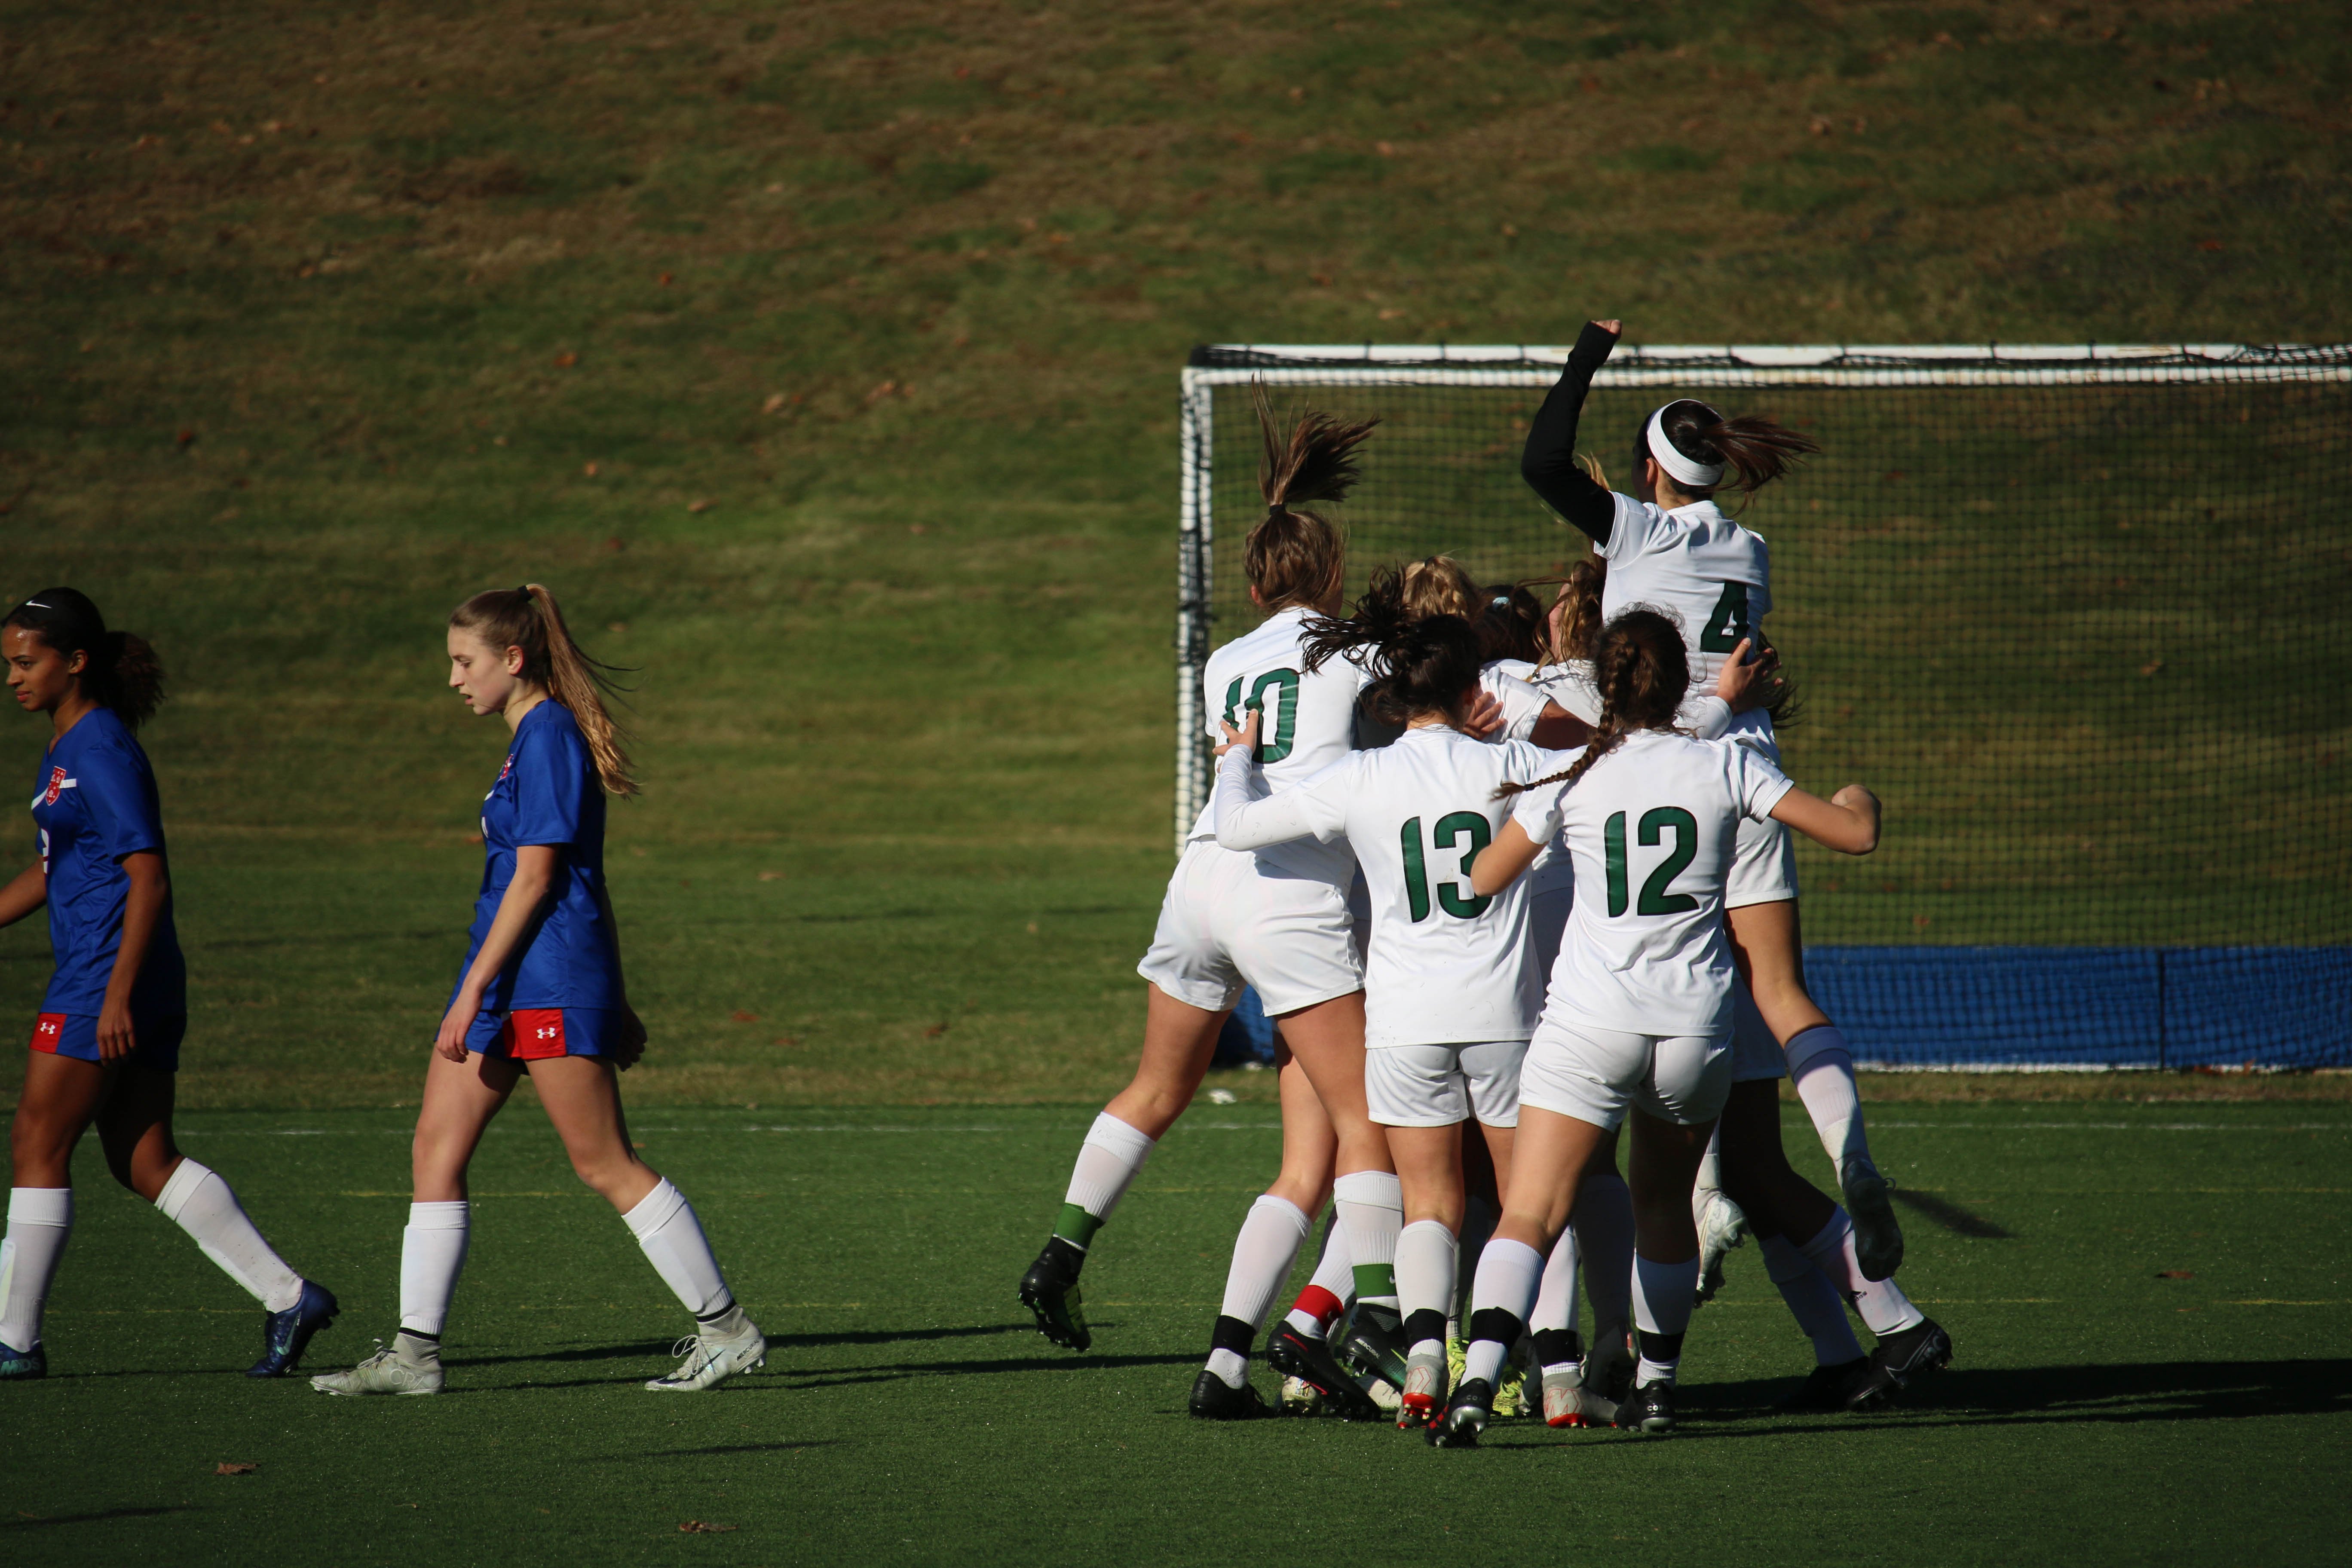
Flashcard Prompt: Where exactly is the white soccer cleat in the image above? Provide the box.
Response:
[310,1340,444,1396]
[1841,1158,1906,1281]
[646,1320,767,1391]
[1694,1188,1750,1305]
[1540,1363,1617,1429]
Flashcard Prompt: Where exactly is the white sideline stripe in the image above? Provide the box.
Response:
[187,1117,2345,1139]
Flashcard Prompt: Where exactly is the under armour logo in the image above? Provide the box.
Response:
[535,1026,559,1040]
[36,1020,58,1036]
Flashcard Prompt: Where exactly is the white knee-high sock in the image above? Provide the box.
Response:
[1332,1170,1402,1310]
[622,1179,737,1323]
[1283,1212,1352,1337]
[1218,1194,1311,1331]
[1786,1026,1870,1177]
[1696,1121,1724,1195]
[1462,1237,1544,1387]
[1054,1112,1156,1250]
[0,1188,72,1351]
[1572,1170,1635,1341]
[1793,1209,1923,1336]
[1760,1233,1863,1365]
[398,1200,471,1339]
[154,1160,303,1313]
[1630,1255,1701,1386]
[1530,1224,1581,1367]
[1395,1219,1458,1354]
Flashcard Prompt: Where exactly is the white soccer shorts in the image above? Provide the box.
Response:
[1136,839,1363,1017]
[1517,1017,1733,1130]
[1365,1040,1528,1129]
[1725,813,1800,909]
[1728,983,1786,1082]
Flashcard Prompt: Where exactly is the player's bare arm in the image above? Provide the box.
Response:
[433,843,560,1063]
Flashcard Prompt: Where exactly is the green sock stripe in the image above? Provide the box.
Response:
[1353,1262,1396,1299]
[1053,1203,1103,1250]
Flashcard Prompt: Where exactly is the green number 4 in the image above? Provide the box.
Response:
[1222,668,1301,763]
[1698,581,1750,653]
[1399,811,1494,922]
[1603,807,1701,917]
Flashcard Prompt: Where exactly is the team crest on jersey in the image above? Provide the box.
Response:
[40,766,67,805]
[498,753,515,783]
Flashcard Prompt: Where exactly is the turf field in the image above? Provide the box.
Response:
[5,1101,2348,1564]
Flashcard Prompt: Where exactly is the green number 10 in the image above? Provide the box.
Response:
[1223,668,1301,763]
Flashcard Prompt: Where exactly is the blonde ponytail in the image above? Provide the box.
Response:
[451,582,639,797]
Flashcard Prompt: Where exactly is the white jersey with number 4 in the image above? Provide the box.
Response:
[1598,496,1771,696]
[1510,729,1793,1037]
[1215,726,1571,1048]
[1189,605,1370,885]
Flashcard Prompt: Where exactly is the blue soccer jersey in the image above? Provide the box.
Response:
[28,707,187,1017]
[451,699,620,1012]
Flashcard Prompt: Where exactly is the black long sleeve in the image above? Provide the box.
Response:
[1519,321,1622,545]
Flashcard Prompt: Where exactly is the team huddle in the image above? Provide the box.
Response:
[1018,319,1953,1442]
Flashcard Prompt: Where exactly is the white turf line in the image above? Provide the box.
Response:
[187,1118,2352,1136]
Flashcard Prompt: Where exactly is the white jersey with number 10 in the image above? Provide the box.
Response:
[1188,604,1369,885]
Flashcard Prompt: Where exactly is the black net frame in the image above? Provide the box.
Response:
[1174,343,2352,1068]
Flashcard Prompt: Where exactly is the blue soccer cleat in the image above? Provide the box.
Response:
[0,1340,46,1380]
[247,1280,339,1378]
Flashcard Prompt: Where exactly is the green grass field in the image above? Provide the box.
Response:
[3,2,2350,1562]
[5,1102,2348,1564]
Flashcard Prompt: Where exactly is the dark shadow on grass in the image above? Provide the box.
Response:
[1891,1187,2014,1238]
[4,1506,193,1529]
[633,1441,846,1459]
[1687,1358,2352,1432]
[760,1323,1026,1350]
[777,1351,1199,1391]
[450,1340,676,1369]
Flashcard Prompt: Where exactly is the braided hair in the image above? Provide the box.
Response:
[1494,608,1688,800]
[1302,564,1483,728]
[1244,380,1377,612]
[2,588,165,727]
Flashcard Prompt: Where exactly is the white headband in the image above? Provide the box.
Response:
[1645,406,1724,489]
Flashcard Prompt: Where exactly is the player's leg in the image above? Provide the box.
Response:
[1273,990,1402,1419]
[1022,983,1225,1352]
[93,1052,337,1377]
[1727,895,1903,1279]
[531,1049,763,1391]
[312,1044,515,1395]
[1568,1128,1635,1406]
[1,1049,110,1378]
[1715,1078,1950,1409]
[1436,1103,1607,1447]
[1192,1038,1328,1419]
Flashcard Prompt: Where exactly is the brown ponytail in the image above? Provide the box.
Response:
[1397,555,1478,623]
[1246,380,1375,612]
[1636,399,1820,505]
[450,583,639,797]
[1495,608,1689,800]
[3,588,165,728]
[1540,556,1608,669]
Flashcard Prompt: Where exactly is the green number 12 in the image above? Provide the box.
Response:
[1602,807,1700,917]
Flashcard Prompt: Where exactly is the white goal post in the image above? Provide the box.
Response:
[1171,340,2350,851]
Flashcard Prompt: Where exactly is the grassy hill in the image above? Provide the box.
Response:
[3,0,2348,1106]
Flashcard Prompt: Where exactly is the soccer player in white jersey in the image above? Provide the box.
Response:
[1520,318,1907,1282]
[1208,568,1565,1432]
[1427,609,1884,1446]
[1017,392,1401,1423]
[1393,556,1582,748]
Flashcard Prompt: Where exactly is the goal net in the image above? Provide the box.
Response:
[1175,343,2352,1070]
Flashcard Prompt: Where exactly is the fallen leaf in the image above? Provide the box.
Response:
[1378,308,1405,321]
[761,392,787,414]
[554,351,578,368]
[907,523,928,534]
[757,871,786,881]
[583,462,599,477]
[215,1462,258,1476]
[607,621,628,633]
[687,498,713,514]
[2157,1269,2194,1280]
[1375,140,1395,156]
[731,1010,759,1023]
[2139,659,2166,677]
[679,1521,738,1534]
[602,537,624,552]
[1912,914,1932,928]
[176,429,198,446]
[2196,238,2223,252]
[771,1036,797,1047]
[657,271,674,285]
[1809,115,1832,135]
[923,1023,948,1038]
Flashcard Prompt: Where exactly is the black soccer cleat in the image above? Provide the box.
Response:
[1426,1376,1493,1448]
[248,1280,339,1378]
[1614,1379,1676,1435]
[1018,1240,1092,1351]
[1188,1368,1269,1420]
[1266,1323,1384,1421]
[1336,1302,1409,1393]
[1847,1317,1952,1412]
[1775,1355,1873,1413]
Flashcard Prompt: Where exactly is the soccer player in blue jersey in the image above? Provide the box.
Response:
[0,589,337,1380]
[312,585,762,1396]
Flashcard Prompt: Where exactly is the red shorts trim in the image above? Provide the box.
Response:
[30,1013,65,1054]
[503,1008,569,1060]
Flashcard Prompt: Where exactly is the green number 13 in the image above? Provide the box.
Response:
[1399,811,1494,922]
